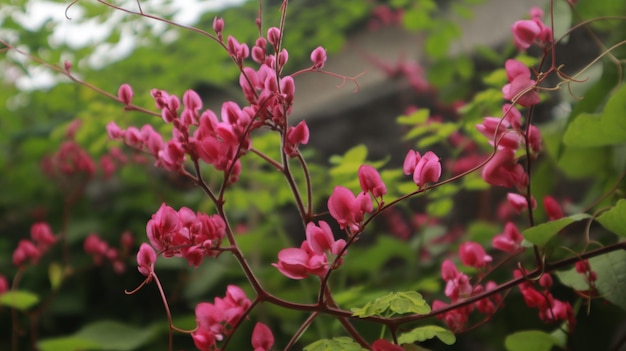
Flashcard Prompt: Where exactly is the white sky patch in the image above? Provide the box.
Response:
[4,0,247,90]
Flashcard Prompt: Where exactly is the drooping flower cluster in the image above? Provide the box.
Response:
[192,285,255,351]
[511,7,553,50]
[84,231,133,274]
[433,252,500,332]
[273,221,347,279]
[145,203,226,267]
[516,271,576,327]
[12,222,56,267]
[403,150,442,188]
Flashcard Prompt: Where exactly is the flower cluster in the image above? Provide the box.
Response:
[511,7,553,50]
[84,231,133,274]
[433,251,500,332]
[516,271,575,327]
[403,150,442,188]
[273,221,347,279]
[145,203,226,267]
[192,285,257,351]
[12,223,57,267]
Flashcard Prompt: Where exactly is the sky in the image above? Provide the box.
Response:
[4,0,246,90]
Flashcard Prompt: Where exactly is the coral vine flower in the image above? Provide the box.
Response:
[492,222,524,253]
[543,195,564,220]
[136,243,156,277]
[310,46,327,69]
[372,339,404,351]
[507,192,536,213]
[251,322,274,351]
[512,20,541,50]
[117,83,133,105]
[459,242,492,269]
[404,150,441,187]
[502,59,540,107]
[327,186,372,232]
[358,164,387,198]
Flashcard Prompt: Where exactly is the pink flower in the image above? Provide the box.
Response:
[305,221,335,255]
[117,83,133,105]
[30,222,56,249]
[459,242,492,268]
[492,222,524,253]
[512,20,541,50]
[0,275,8,295]
[273,247,313,279]
[507,193,536,213]
[251,322,274,351]
[285,120,309,157]
[403,149,421,175]
[372,339,404,351]
[137,243,156,277]
[481,149,528,189]
[12,240,41,266]
[358,164,387,198]
[543,195,564,220]
[213,17,224,38]
[146,203,180,252]
[327,186,372,231]
[412,151,441,187]
[502,59,540,107]
[267,27,281,48]
[310,46,327,69]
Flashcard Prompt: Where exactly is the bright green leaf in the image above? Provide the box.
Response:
[563,84,626,147]
[523,214,591,246]
[74,320,158,350]
[37,336,100,351]
[505,330,559,351]
[397,109,430,125]
[49,262,64,291]
[588,250,626,310]
[0,290,40,310]
[398,325,456,345]
[597,199,626,237]
[304,336,367,351]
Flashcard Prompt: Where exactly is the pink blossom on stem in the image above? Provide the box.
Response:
[305,221,335,255]
[543,195,564,220]
[358,164,387,198]
[403,149,421,175]
[310,46,327,69]
[213,17,224,39]
[492,222,524,253]
[117,83,133,105]
[285,120,309,157]
[12,240,41,266]
[507,192,536,213]
[273,247,314,279]
[267,27,281,48]
[502,59,540,107]
[328,186,372,232]
[30,222,56,249]
[459,242,492,268]
[251,322,274,351]
[0,275,8,295]
[412,151,441,187]
[137,243,156,277]
[481,148,528,189]
[512,20,541,50]
[372,339,404,351]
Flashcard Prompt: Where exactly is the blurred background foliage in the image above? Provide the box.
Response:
[1,0,626,350]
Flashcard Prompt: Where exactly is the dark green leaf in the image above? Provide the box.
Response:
[505,330,560,351]
[523,214,591,246]
[397,325,456,345]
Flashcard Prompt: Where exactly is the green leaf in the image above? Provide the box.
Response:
[556,250,626,310]
[523,214,591,246]
[49,262,63,290]
[73,320,158,350]
[0,290,40,310]
[596,199,626,237]
[304,336,367,351]
[504,330,560,351]
[351,291,430,317]
[397,325,456,345]
[563,84,626,147]
[37,336,100,351]
[397,109,430,125]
